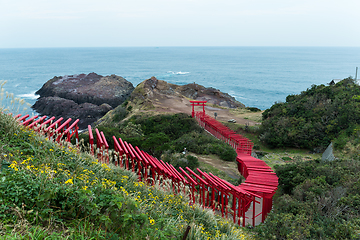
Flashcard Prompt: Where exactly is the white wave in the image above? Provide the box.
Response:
[236,96,248,100]
[175,71,189,75]
[167,71,190,75]
[231,94,248,100]
[17,91,39,100]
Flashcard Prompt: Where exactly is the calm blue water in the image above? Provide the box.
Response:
[0,47,359,115]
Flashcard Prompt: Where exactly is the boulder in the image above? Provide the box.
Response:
[35,73,134,108]
[32,73,134,129]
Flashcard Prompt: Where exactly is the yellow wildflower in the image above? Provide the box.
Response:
[65,178,73,184]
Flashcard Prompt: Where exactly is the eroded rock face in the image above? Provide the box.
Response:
[35,73,134,108]
[131,76,245,109]
[32,73,134,129]
[178,83,244,108]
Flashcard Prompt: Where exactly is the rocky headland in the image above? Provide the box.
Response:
[32,73,134,129]
[128,76,245,113]
[32,73,257,129]
[97,76,259,127]
[130,76,245,109]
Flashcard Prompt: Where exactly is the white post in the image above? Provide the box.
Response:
[355,67,358,83]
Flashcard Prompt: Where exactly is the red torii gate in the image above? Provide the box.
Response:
[190,100,207,118]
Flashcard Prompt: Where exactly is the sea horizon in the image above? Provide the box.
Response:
[1,46,360,49]
[0,46,359,115]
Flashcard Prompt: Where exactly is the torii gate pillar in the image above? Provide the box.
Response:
[190,100,207,118]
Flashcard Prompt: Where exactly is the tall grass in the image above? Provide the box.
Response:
[0,80,32,117]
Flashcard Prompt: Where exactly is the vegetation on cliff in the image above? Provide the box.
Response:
[260,77,360,151]
[255,157,360,239]
[253,77,360,239]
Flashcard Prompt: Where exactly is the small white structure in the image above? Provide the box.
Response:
[322,142,335,161]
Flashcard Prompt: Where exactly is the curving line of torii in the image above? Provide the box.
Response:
[13,100,278,227]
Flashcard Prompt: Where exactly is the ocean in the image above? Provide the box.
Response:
[0,47,359,115]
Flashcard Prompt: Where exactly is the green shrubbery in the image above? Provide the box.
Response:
[260,77,360,151]
[255,158,360,239]
[111,105,128,122]
[245,107,261,112]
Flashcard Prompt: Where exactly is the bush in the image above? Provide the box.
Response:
[120,122,143,138]
[130,113,203,140]
[112,105,128,122]
[186,155,199,170]
[246,107,261,112]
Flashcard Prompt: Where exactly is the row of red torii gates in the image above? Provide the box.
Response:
[190,100,278,225]
[13,100,277,227]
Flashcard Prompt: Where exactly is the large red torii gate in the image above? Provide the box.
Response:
[190,100,207,118]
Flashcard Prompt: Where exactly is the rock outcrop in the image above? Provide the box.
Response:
[131,76,245,109]
[32,73,134,129]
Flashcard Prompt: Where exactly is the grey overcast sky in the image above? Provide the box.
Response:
[0,0,359,48]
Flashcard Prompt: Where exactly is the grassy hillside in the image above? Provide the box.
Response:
[0,112,251,239]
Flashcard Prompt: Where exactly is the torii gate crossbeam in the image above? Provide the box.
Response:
[190,100,207,118]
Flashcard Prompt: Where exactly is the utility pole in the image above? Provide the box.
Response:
[355,67,358,83]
